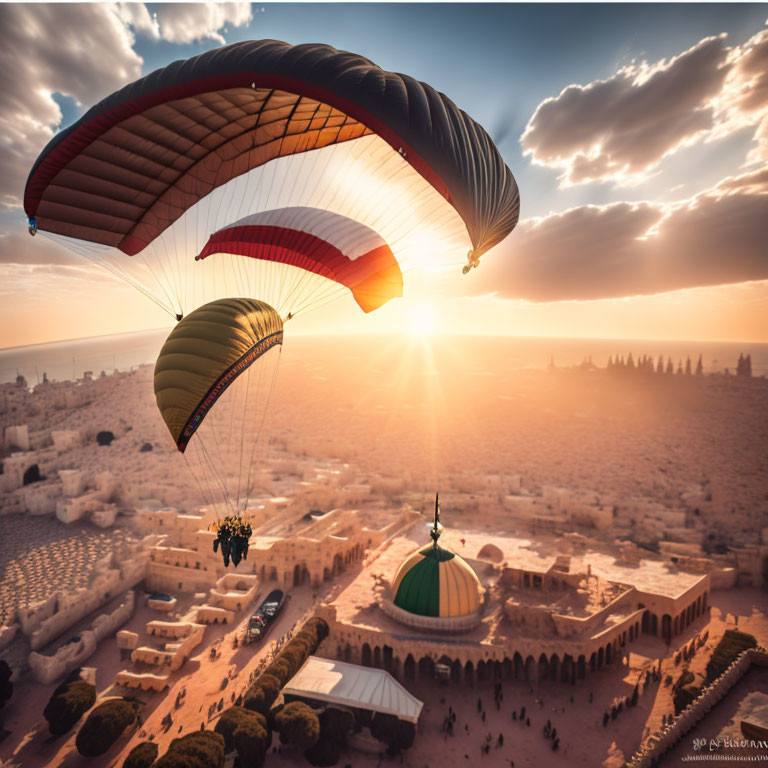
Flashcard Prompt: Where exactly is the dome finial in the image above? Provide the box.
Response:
[430,492,442,546]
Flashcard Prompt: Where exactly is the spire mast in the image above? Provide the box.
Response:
[430,492,441,547]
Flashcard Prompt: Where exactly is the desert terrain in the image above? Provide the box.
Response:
[1,333,766,768]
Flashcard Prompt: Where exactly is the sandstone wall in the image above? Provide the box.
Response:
[624,648,768,768]
[27,590,135,685]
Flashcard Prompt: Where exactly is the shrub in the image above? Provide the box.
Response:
[266,657,294,686]
[243,673,282,716]
[274,702,320,750]
[370,713,415,754]
[704,630,756,685]
[234,718,270,768]
[43,680,96,736]
[241,616,329,719]
[154,731,225,768]
[295,630,316,650]
[318,707,354,745]
[289,636,312,659]
[674,684,701,715]
[123,741,158,768]
[76,698,136,756]
[150,754,188,768]
[281,644,306,676]
[0,660,13,710]
[96,431,115,446]
[214,706,268,752]
[294,619,329,652]
[303,706,353,767]
[305,617,329,643]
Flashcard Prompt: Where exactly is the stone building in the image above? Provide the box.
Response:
[380,497,483,633]
[318,505,712,687]
[141,505,414,594]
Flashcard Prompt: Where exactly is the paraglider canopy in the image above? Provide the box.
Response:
[154,297,283,452]
[25,39,519,264]
[196,207,403,313]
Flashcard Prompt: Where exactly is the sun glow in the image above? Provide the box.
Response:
[407,302,438,335]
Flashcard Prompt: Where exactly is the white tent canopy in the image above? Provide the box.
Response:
[282,656,423,724]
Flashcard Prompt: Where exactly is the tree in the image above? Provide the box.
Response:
[283,636,312,670]
[705,630,756,685]
[0,660,12,710]
[673,684,701,715]
[96,430,115,446]
[318,707,354,745]
[301,706,354,767]
[242,614,329,720]
[43,679,96,736]
[305,733,343,766]
[665,358,674,375]
[234,718,270,768]
[370,712,416,754]
[76,698,136,756]
[266,656,294,686]
[153,731,225,768]
[685,357,692,376]
[695,354,703,376]
[302,617,330,645]
[274,702,320,750]
[123,741,158,768]
[214,706,268,753]
[243,673,282,717]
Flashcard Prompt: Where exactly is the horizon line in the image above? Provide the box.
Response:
[2,328,767,354]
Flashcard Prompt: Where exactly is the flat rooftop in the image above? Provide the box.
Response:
[438,528,707,600]
[327,522,708,644]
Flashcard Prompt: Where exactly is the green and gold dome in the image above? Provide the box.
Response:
[392,543,481,617]
[388,495,482,626]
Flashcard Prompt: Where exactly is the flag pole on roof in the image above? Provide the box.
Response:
[430,492,442,548]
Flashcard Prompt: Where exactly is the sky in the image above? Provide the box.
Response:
[1,2,767,347]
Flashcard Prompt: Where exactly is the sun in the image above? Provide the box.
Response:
[407,302,438,335]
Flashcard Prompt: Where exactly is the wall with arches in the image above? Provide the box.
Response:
[319,603,651,687]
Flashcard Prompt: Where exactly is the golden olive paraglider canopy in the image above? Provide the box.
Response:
[154,298,283,452]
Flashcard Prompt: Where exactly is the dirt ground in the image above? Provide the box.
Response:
[1,588,765,768]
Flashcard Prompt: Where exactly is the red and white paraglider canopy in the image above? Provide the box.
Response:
[196,208,402,313]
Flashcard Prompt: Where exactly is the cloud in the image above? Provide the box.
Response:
[469,166,768,301]
[0,3,254,212]
[0,231,86,267]
[723,27,768,164]
[0,231,123,300]
[522,25,768,185]
[0,262,118,300]
[0,4,144,210]
[120,2,253,44]
[115,2,158,38]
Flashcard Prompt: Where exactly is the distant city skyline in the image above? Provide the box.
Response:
[1,2,767,347]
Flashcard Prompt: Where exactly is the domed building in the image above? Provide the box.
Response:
[381,495,483,632]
